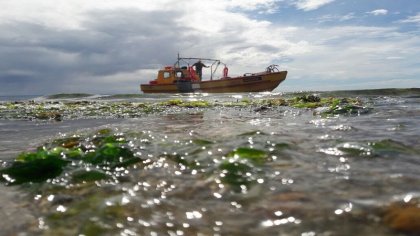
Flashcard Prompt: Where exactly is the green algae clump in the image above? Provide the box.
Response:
[217,147,268,192]
[71,170,109,183]
[0,129,140,185]
[84,142,138,168]
[218,161,255,191]
[226,147,268,165]
[161,99,211,108]
[0,153,68,185]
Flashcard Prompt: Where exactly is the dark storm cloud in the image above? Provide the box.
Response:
[0,8,194,95]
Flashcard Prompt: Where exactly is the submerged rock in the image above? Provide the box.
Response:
[383,199,420,234]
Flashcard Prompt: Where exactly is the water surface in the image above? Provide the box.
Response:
[0,89,419,235]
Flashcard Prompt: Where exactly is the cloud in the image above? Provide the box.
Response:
[0,7,193,94]
[399,13,420,24]
[279,24,420,90]
[293,0,335,11]
[227,0,280,12]
[0,0,305,95]
[316,13,355,23]
[0,0,419,95]
[367,9,388,16]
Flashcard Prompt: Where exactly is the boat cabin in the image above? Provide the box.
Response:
[149,66,199,85]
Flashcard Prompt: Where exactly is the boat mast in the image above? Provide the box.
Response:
[175,53,180,68]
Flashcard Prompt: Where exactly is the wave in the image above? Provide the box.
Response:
[45,93,95,99]
[0,95,41,101]
[99,94,147,99]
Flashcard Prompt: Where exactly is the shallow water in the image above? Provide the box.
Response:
[0,89,419,236]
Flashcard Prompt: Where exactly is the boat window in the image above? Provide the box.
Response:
[163,71,171,79]
[176,71,183,78]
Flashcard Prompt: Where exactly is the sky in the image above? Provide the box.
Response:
[0,0,419,95]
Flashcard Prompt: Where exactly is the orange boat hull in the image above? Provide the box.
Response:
[140,71,287,93]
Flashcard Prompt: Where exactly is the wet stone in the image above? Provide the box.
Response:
[383,199,420,234]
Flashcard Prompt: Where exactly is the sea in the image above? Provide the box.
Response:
[0,89,419,235]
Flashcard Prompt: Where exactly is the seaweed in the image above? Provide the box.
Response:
[0,155,68,185]
[0,129,141,185]
[71,169,109,183]
[0,95,372,121]
[226,147,268,165]
[218,161,255,190]
[213,147,268,192]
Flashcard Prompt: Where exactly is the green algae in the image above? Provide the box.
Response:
[226,147,268,165]
[84,143,136,167]
[0,155,68,185]
[164,153,201,169]
[218,161,256,191]
[41,185,123,236]
[71,170,109,183]
[284,95,365,113]
[214,147,269,192]
[256,95,369,116]
[331,139,419,158]
[35,111,63,121]
[239,130,268,136]
[274,142,292,150]
[0,129,140,185]
[289,95,321,109]
[192,138,214,146]
[369,139,419,156]
[161,99,211,108]
[336,143,373,157]
[0,95,371,121]
[264,98,288,106]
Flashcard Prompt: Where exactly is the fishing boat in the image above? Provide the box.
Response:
[140,56,287,93]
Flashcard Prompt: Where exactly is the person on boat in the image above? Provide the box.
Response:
[192,60,208,81]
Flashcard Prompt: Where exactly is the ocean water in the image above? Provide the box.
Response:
[0,89,419,235]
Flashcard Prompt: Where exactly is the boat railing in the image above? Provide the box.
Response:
[175,56,226,81]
